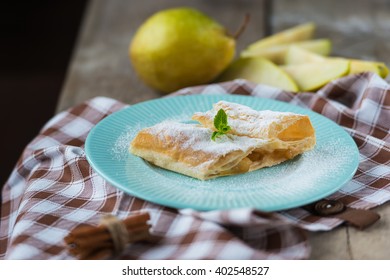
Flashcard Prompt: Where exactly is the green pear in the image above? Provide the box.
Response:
[130,8,235,93]
[241,39,332,64]
[245,22,316,52]
[281,60,350,92]
[217,57,299,92]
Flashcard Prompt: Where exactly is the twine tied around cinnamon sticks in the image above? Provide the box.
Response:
[64,212,151,260]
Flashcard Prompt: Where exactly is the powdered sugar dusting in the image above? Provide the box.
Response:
[149,136,356,198]
[146,121,265,157]
[194,101,300,138]
[111,112,192,161]
[111,123,143,161]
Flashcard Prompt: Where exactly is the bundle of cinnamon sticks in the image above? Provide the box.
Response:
[64,212,151,260]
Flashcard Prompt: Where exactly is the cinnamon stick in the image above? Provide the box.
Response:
[66,224,151,250]
[68,241,112,256]
[69,212,150,237]
[78,247,112,260]
[81,249,112,260]
[64,212,151,260]
[68,230,150,260]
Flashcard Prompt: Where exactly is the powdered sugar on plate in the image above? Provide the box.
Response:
[111,124,142,161]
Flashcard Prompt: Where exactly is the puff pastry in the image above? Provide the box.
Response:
[130,121,267,180]
[192,101,316,170]
[130,101,316,180]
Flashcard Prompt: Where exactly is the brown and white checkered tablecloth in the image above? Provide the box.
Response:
[1,72,389,259]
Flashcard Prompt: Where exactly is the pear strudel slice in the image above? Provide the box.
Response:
[192,101,316,171]
[130,101,316,180]
[129,121,267,180]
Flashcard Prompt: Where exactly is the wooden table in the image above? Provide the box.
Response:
[56,0,390,259]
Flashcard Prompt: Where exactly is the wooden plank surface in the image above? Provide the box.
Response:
[56,0,390,259]
[56,0,267,112]
[273,0,390,259]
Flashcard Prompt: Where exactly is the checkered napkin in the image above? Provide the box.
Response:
[174,72,390,231]
[0,95,307,260]
[1,72,388,259]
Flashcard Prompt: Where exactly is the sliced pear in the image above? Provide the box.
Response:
[285,46,327,64]
[376,62,389,78]
[217,57,299,92]
[241,39,332,64]
[246,22,316,52]
[281,60,350,92]
[348,60,389,78]
[348,60,382,76]
[286,46,389,78]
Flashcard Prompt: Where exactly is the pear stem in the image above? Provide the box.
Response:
[232,13,251,39]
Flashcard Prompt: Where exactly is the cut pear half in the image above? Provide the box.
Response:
[246,22,316,52]
[241,39,332,65]
[281,60,350,92]
[217,57,299,92]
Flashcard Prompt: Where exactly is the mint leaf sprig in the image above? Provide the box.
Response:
[211,108,231,141]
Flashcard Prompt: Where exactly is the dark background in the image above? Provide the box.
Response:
[0,1,88,186]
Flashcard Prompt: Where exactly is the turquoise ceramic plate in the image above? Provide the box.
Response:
[85,95,359,211]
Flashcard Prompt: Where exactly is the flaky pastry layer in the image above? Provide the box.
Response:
[130,122,268,180]
[130,101,316,180]
[192,101,316,141]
